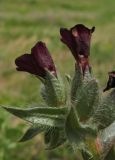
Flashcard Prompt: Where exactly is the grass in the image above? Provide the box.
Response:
[0,0,115,159]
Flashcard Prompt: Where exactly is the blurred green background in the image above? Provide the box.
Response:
[0,0,115,159]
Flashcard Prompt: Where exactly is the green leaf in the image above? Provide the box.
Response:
[2,106,67,128]
[44,127,66,150]
[93,90,115,129]
[41,71,66,107]
[19,125,46,142]
[75,79,99,121]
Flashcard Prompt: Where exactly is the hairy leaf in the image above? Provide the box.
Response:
[19,125,47,142]
[2,106,67,128]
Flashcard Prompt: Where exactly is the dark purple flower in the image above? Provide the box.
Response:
[15,41,57,78]
[60,24,95,73]
[103,71,115,92]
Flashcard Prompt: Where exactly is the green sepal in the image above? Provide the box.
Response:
[83,66,92,84]
[2,106,67,128]
[105,148,115,160]
[65,74,72,84]
[65,107,97,154]
[44,127,66,150]
[75,79,99,121]
[65,107,84,150]
[19,125,47,142]
[98,121,115,159]
[71,65,83,103]
[41,71,66,107]
[93,89,115,129]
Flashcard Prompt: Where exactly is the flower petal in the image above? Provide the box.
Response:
[60,28,73,48]
[60,24,95,58]
[70,24,94,57]
[31,42,57,76]
[60,28,77,59]
[60,24,94,74]
[15,41,57,78]
[15,54,38,75]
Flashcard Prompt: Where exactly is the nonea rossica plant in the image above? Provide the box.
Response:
[1,24,115,160]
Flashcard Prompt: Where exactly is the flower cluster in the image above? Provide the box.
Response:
[16,24,94,77]
[15,24,115,92]
[2,24,115,160]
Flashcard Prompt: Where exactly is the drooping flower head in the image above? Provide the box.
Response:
[103,71,115,92]
[15,41,57,78]
[60,24,95,73]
